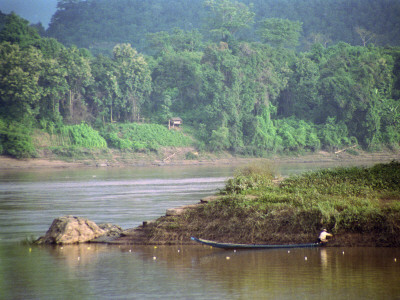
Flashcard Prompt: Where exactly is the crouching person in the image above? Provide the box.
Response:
[317,228,333,244]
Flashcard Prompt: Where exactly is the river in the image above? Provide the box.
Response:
[1,162,399,299]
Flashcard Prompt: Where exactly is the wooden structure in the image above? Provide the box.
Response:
[168,117,182,130]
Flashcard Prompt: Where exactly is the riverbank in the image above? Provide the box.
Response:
[105,161,400,247]
[2,148,400,170]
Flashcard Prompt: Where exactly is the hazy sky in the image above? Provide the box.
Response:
[0,0,58,28]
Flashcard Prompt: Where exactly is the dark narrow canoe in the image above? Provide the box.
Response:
[191,237,322,249]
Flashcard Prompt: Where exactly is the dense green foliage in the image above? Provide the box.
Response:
[100,123,192,151]
[45,0,400,54]
[0,119,36,158]
[0,3,400,158]
[57,123,107,148]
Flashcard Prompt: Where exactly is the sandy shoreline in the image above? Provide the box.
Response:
[1,149,399,170]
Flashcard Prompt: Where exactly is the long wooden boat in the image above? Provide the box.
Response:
[191,237,323,249]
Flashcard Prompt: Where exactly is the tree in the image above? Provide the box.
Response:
[56,0,82,10]
[113,43,152,122]
[0,42,43,122]
[257,18,302,48]
[37,57,68,123]
[278,54,321,120]
[0,13,41,48]
[204,0,255,42]
[89,55,121,123]
[355,26,376,47]
[304,32,331,49]
[317,43,395,147]
[150,49,203,122]
[146,28,203,55]
[58,46,93,123]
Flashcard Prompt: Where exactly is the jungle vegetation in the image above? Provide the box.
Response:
[0,0,400,158]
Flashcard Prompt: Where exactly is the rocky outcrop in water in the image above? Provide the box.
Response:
[35,216,123,244]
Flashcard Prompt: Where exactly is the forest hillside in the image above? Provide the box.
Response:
[0,0,399,160]
[44,0,400,55]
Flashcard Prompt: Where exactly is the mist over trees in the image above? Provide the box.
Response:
[43,0,400,55]
[1,0,400,158]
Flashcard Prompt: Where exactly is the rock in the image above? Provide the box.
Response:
[35,216,107,244]
[98,223,123,237]
[200,195,221,203]
[166,204,199,216]
[91,223,124,242]
[142,220,156,227]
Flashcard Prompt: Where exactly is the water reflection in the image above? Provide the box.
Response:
[1,242,399,299]
[320,248,328,268]
[1,244,400,299]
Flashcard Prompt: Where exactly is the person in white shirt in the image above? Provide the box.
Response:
[318,228,333,243]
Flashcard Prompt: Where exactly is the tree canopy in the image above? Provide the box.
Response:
[0,0,400,159]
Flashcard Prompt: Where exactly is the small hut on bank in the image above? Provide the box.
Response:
[168,117,182,130]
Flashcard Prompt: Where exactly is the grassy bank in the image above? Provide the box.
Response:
[134,161,400,247]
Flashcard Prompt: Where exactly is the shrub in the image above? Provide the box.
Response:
[101,123,193,151]
[0,121,37,158]
[221,161,276,194]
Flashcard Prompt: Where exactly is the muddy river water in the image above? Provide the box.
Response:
[1,162,399,299]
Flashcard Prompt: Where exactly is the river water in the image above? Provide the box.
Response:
[0,162,399,299]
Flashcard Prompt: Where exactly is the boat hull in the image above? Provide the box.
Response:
[191,237,322,249]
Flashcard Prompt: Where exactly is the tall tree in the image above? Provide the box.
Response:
[113,43,152,122]
[257,18,302,48]
[0,42,43,121]
[58,46,93,123]
[355,26,376,47]
[89,55,121,123]
[204,0,255,42]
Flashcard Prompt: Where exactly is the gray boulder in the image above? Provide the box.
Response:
[91,223,124,242]
[35,216,112,244]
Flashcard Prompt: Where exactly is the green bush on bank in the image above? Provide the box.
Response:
[0,119,37,158]
[65,123,108,149]
[221,161,277,194]
[100,123,193,151]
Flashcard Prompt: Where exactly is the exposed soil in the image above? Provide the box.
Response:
[1,148,400,170]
